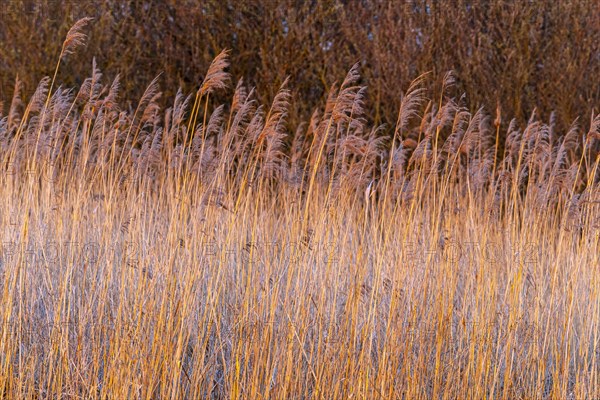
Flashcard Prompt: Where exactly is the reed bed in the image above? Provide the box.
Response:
[0,19,599,399]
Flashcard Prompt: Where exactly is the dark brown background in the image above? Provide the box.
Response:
[0,0,598,132]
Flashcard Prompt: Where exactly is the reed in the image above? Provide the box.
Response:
[0,18,598,399]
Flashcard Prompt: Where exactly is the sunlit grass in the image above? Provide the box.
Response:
[0,18,598,399]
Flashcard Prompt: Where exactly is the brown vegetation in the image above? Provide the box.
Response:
[0,10,598,399]
[1,1,598,130]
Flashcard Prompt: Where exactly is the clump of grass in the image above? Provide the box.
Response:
[0,18,598,399]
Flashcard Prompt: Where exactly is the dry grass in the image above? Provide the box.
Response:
[0,19,599,399]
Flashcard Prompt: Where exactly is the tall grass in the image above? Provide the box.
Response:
[0,19,599,399]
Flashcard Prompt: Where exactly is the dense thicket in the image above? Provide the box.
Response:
[1,0,598,131]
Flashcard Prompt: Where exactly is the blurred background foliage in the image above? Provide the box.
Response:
[0,0,598,131]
